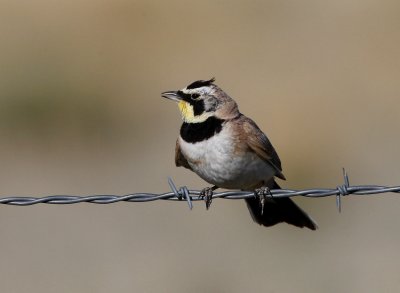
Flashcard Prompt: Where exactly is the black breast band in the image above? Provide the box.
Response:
[180,117,224,143]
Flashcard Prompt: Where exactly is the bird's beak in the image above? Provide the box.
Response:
[161,91,182,102]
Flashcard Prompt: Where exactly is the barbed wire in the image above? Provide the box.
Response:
[0,170,399,212]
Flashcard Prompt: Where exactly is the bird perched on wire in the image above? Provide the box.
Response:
[162,78,317,230]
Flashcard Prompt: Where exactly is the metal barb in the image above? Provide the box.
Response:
[335,168,351,213]
[336,190,342,213]
[181,186,192,210]
[343,168,350,187]
[168,177,182,200]
[168,177,192,210]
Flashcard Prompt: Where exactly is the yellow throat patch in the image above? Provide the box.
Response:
[178,101,211,123]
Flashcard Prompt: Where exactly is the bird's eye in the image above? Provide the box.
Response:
[191,93,200,100]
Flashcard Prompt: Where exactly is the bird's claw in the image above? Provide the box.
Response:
[255,187,272,215]
[199,187,214,210]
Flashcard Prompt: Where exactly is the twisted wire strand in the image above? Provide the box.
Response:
[0,170,398,210]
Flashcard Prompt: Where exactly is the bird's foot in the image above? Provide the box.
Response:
[254,186,272,215]
[199,186,217,210]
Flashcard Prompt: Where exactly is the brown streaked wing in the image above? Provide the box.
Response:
[242,116,286,180]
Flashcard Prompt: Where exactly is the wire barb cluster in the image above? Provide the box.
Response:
[1,170,399,210]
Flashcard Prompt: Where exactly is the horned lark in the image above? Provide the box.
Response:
[162,78,317,230]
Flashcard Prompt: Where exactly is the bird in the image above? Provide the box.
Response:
[161,78,317,230]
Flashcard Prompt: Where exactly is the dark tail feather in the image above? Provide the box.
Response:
[245,181,318,230]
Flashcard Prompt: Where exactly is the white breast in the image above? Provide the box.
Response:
[179,127,276,189]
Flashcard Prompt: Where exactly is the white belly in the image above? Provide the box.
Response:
[178,128,276,189]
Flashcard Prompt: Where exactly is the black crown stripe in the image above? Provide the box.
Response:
[186,78,216,90]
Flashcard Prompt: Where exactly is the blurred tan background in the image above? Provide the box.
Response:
[0,0,400,292]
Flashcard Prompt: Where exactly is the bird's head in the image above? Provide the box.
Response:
[162,78,239,123]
